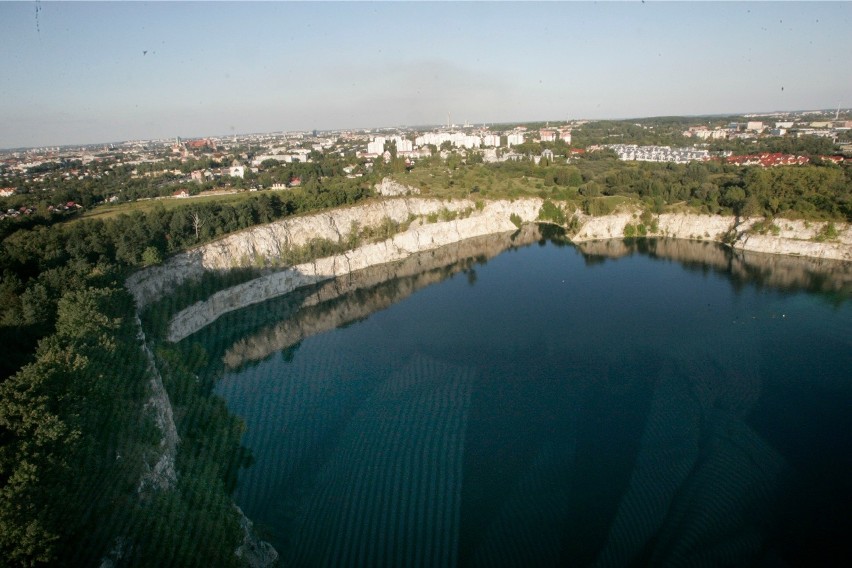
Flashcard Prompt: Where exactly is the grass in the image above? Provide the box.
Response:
[393,164,549,200]
[75,190,261,222]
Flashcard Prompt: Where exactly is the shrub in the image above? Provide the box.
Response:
[815,222,839,242]
[439,208,458,222]
[583,198,616,217]
[538,200,566,224]
[141,246,163,266]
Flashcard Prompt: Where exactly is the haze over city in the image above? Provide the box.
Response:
[2,1,850,149]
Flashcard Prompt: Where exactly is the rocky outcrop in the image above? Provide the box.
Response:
[134,315,178,494]
[375,177,420,196]
[123,196,850,345]
[732,218,852,259]
[127,198,490,309]
[128,198,850,315]
[234,506,279,568]
[166,200,542,342]
[574,211,851,261]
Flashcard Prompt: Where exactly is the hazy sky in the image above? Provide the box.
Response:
[1,1,850,148]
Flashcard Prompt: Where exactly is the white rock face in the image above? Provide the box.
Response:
[234,506,279,568]
[127,198,488,308]
[657,213,738,241]
[126,197,851,336]
[733,218,852,259]
[572,212,635,241]
[166,199,543,341]
[574,210,851,261]
[133,315,178,495]
[375,177,420,196]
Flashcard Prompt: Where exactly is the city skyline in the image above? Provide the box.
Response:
[1,1,850,149]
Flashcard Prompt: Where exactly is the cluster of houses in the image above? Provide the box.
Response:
[0,200,80,221]
[602,144,712,164]
[725,153,845,167]
[598,144,846,168]
[684,119,851,141]
[190,162,246,182]
[362,126,572,161]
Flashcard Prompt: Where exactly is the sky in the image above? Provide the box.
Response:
[1,1,850,148]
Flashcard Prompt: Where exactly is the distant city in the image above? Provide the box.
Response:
[1,108,849,221]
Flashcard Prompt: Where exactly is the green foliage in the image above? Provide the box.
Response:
[814,221,839,242]
[142,246,164,266]
[583,197,618,217]
[0,286,159,563]
[510,213,523,229]
[751,220,781,236]
[0,164,377,564]
[538,200,566,224]
[439,208,459,222]
[640,209,659,233]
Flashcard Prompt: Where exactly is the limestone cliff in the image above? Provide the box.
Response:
[125,196,850,343]
[133,315,178,494]
[165,199,542,342]
[573,211,851,261]
[126,198,541,310]
[220,225,543,370]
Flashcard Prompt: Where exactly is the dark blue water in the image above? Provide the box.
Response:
[212,238,852,566]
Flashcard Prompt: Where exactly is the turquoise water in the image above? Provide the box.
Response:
[209,236,852,566]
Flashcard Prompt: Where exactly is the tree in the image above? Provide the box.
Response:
[190,211,205,240]
[142,246,163,266]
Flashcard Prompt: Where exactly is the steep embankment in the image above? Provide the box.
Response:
[164,199,542,341]
[124,196,850,342]
[573,212,852,260]
[126,197,551,310]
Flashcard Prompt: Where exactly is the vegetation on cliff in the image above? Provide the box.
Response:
[0,180,370,564]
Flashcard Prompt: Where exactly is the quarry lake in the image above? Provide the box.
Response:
[192,230,852,566]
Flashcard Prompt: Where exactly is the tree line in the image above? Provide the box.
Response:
[0,176,372,563]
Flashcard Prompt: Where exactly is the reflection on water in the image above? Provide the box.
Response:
[578,238,852,296]
[190,224,544,371]
[208,237,851,566]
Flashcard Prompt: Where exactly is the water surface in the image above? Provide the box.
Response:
[203,235,851,566]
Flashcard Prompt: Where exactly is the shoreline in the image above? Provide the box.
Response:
[127,197,851,314]
[122,196,850,341]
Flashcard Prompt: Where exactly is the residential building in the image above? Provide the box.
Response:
[367,137,386,155]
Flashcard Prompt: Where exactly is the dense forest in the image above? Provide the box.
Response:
[0,180,370,564]
[1,126,850,563]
